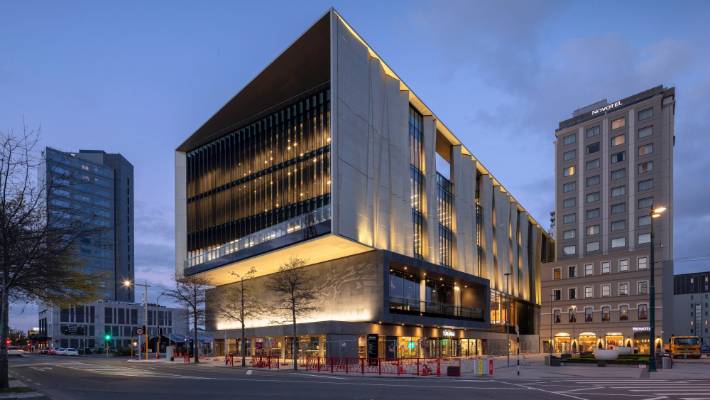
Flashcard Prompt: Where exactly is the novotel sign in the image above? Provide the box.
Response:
[591,100,623,115]
[442,329,456,337]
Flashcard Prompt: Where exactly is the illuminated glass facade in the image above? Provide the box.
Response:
[437,173,454,267]
[409,106,425,259]
[186,86,331,266]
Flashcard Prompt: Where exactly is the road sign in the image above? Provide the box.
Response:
[137,328,143,335]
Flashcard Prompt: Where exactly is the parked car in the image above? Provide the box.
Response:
[7,346,25,356]
[54,348,67,356]
[701,344,710,353]
[64,348,79,356]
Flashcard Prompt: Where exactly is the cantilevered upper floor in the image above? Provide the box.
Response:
[175,9,553,304]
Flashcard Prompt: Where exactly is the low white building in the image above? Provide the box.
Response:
[38,300,188,352]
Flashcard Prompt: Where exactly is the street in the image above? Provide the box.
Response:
[8,355,710,400]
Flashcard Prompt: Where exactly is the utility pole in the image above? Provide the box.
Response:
[504,272,511,368]
[549,293,554,354]
[123,279,151,361]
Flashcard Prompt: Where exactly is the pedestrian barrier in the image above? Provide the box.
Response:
[303,357,464,376]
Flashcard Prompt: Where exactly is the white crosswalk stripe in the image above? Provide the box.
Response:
[58,362,213,379]
[522,378,710,399]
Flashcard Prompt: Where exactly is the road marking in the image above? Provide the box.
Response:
[295,373,346,380]
[560,387,603,393]
[493,379,589,400]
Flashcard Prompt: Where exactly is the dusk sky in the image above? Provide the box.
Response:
[2,0,709,330]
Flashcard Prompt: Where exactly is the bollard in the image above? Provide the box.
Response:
[487,358,494,376]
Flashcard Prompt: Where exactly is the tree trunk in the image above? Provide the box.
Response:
[0,286,9,389]
[193,307,199,364]
[240,279,246,368]
[292,306,297,370]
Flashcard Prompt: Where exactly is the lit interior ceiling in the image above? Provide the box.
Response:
[196,234,374,286]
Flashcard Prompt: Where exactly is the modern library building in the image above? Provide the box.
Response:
[175,9,553,360]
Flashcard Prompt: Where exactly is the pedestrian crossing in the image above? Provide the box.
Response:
[529,378,710,400]
[58,362,213,380]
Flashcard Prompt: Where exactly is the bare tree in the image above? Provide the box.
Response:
[218,267,260,367]
[163,276,210,364]
[0,126,104,389]
[266,257,321,370]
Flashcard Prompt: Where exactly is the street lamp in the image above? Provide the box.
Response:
[123,279,151,360]
[549,292,555,354]
[504,272,511,368]
[155,293,165,359]
[648,205,666,373]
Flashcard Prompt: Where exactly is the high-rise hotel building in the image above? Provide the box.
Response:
[175,10,553,359]
[542,86,675,354]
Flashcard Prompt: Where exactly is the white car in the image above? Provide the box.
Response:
[54,348,67,355]
[64,348,79,356]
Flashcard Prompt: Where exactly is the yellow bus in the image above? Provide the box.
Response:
[669,336,701,359]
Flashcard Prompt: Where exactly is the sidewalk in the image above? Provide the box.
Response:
[0,378,49,400]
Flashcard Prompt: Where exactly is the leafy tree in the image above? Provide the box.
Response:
[218,267,261,367]
[0,126,103,389]
[266,258,321,370]
[163,276,210,363]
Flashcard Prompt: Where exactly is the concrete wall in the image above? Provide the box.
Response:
[331,15,411,257]
[452,145,476,275]
[175,151,187,278]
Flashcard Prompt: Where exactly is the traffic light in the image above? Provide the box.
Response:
[4,338,10,346]
[104,334,112,342]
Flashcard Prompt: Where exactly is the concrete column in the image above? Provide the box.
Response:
[420,278,427,313]
[628,109,636,251]
[602,118,610,252]
[423,116,439,264]
[452,145,476,274]
[174,151,187,278]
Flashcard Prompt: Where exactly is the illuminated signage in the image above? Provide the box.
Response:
[591,100,622,115]
[442,329,456,337]
[632,326,650,332]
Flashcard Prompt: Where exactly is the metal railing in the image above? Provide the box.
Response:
[187,205,331,267]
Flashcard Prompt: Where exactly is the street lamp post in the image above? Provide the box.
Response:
[123,279,151,361]
[550,293,555,354]
[504,272,511,368]
[648,205,666,373]
[156,293,165,359]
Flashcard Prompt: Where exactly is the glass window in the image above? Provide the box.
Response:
[638,126,653,139]
[612,117,626,130]
[568,265,577,278]
[585,287,593,299]
[586,224,600,236]
[563,213,576,224]
[611,203,626,215]
[638,281,649,295]
[563,182,576,193]
[584,306,593,322]
[602,306,611,321]
[563,229,576,240]
[563,149,576,161]
[638,179,654,191]
[638,256,648,270]
[611,151,625,163]
[569,288,577,300]
[611,237,626,248]
[619,282,629,296]
[586,192,600,203]
[619,305,629,321]
[563,245,576,256]
[563,133,577,145]
[638,233,651,244]
[638,197,653,209]
[619,259,629,272]
[568,307,577,323]
[639,144,654,156]
[584,264,593,276]
[563,197,576,208]
[586,241,599,252]
[611,186,626,197]
[586,159,600,171]
[638,215,651,227]
[638,108,653,121]
[601,284,611,297]
[638,161,653,175]
[586,175,600,187]
[611,220,625,231]
[638,304,648,320]
[586,143,600,154]
[586,126,600,138]
[553,268,561,280]
[611,169,626,180]
[611,135,625,146]
[563,166,575,176]
[586,208,600,220]
[601,261,610,274]
[553,309,561,323]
